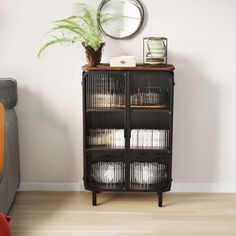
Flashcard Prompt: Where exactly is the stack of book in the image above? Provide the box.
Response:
[88,129,125,148]
[131,129,169,149]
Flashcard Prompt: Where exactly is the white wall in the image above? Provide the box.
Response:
[1,0,236,190]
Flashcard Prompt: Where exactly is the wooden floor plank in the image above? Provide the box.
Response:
[9,192,236,236]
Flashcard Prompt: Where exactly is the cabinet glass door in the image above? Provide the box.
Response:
[85,72,125,111]
[128,71,173,191]
[84,72,126,190]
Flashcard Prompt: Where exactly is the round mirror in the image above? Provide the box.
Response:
[98,0,144,39]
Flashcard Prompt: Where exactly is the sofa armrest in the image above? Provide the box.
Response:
[0,79,17,109]
[0,103,4,176]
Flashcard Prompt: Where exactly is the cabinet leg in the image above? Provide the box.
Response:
[157,192,163,207]
[92,191,97,206]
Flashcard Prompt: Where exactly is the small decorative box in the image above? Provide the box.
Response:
[110,55,136,67]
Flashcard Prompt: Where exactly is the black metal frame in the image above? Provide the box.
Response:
[82,70,174,207]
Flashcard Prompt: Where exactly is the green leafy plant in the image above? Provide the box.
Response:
[38,3,103,57]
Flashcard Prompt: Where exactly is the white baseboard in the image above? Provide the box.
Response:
[172,183,236,193]
[19,182,85,191]
[19,182,236,193]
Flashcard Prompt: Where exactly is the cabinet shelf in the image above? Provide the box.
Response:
[130,148,170,154]
[86,147,125,152]
[129,183,169,192]
[86,108,124,112]
[131,109,170,114]
[131,105,168,109]
[86,105,169,112]
[86,148,170,154]
[89,183,125,191]
[86,107,170,110]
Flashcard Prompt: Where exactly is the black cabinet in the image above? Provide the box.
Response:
[82,65,175,207]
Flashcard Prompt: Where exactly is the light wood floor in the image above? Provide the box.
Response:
[9,191,236,236]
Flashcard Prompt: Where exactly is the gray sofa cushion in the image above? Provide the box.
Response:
[0,79,17,110]
[0,78,20,214]
[0,110,20,213]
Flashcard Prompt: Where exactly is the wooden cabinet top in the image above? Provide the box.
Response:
[82,64,175,72]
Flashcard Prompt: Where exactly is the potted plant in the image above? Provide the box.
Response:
[38,3,104,66]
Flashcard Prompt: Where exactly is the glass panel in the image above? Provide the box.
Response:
[130,72,171,109]
[86,73,125,110]
[88,129,125,149]
[91,161,125,184]
[130,129,169,150]
[131,87,170,109]
[130,161,169,190]
[86,151,125,190]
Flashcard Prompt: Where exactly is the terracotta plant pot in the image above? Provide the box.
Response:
[82,43,105,67]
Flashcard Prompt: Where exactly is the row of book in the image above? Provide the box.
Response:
[131,129,169,149]
[88,129,125,148]
[88,129,170,149]
[91,162,167,185]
